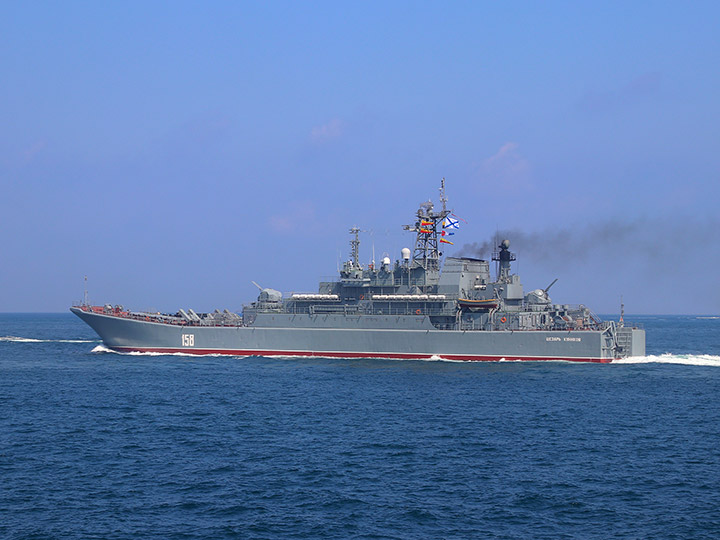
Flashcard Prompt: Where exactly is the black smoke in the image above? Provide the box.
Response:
[455,218,718,266]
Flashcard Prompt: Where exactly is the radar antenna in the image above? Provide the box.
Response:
[439,177,448,214]
[492,239,516,283]
[349,227,365,268]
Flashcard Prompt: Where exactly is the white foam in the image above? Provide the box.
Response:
[0,336,44,343]
[82,345,720,367]
[424,355,470,363]
[613,353,720,367]
[91,344,116,354]
[0,336,96,343]
[90,345,230,358]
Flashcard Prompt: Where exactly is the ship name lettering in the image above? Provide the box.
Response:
[182,334,195,347]
[546,337,561,342]
[564,337,581,342]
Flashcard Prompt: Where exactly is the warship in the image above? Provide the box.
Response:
[71,181,644,363]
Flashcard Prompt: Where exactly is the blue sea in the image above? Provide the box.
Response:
[1,314,719,539]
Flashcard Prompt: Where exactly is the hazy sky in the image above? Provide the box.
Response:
[2,2,719,314]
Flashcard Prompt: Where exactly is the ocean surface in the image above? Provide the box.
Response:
[1,314,719,539]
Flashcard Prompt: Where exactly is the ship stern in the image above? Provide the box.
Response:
[616,326,646,358]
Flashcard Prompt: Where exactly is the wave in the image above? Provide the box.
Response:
[614,353,720,367]
[0,336,97,344]
[88,346,720,366]
[90,345,230,358]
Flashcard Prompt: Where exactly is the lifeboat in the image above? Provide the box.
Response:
[458,298,499,310]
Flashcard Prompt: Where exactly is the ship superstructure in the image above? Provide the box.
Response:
[71,181,644,362]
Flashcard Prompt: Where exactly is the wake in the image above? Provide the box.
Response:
[89,347,720,366]
[0,336,97,344]
[91,345,229,357]
[4,334,716,367]
[614,353,720,367]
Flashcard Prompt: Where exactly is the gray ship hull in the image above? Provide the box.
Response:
[71,307,644,363]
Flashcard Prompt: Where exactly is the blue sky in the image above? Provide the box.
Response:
[2,2,719,314]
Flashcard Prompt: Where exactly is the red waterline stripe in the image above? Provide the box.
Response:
[112,347,613,363]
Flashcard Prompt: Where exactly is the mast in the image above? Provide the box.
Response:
[349,227,361,268]
[492,239,516,283]
[404,178,451,271]
[439,177,447,214]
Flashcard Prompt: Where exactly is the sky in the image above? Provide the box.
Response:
[1,1,719,314]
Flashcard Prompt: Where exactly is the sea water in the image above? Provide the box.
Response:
[1,314,719,539]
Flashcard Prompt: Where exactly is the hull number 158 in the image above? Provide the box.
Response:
[182,334,195,347]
